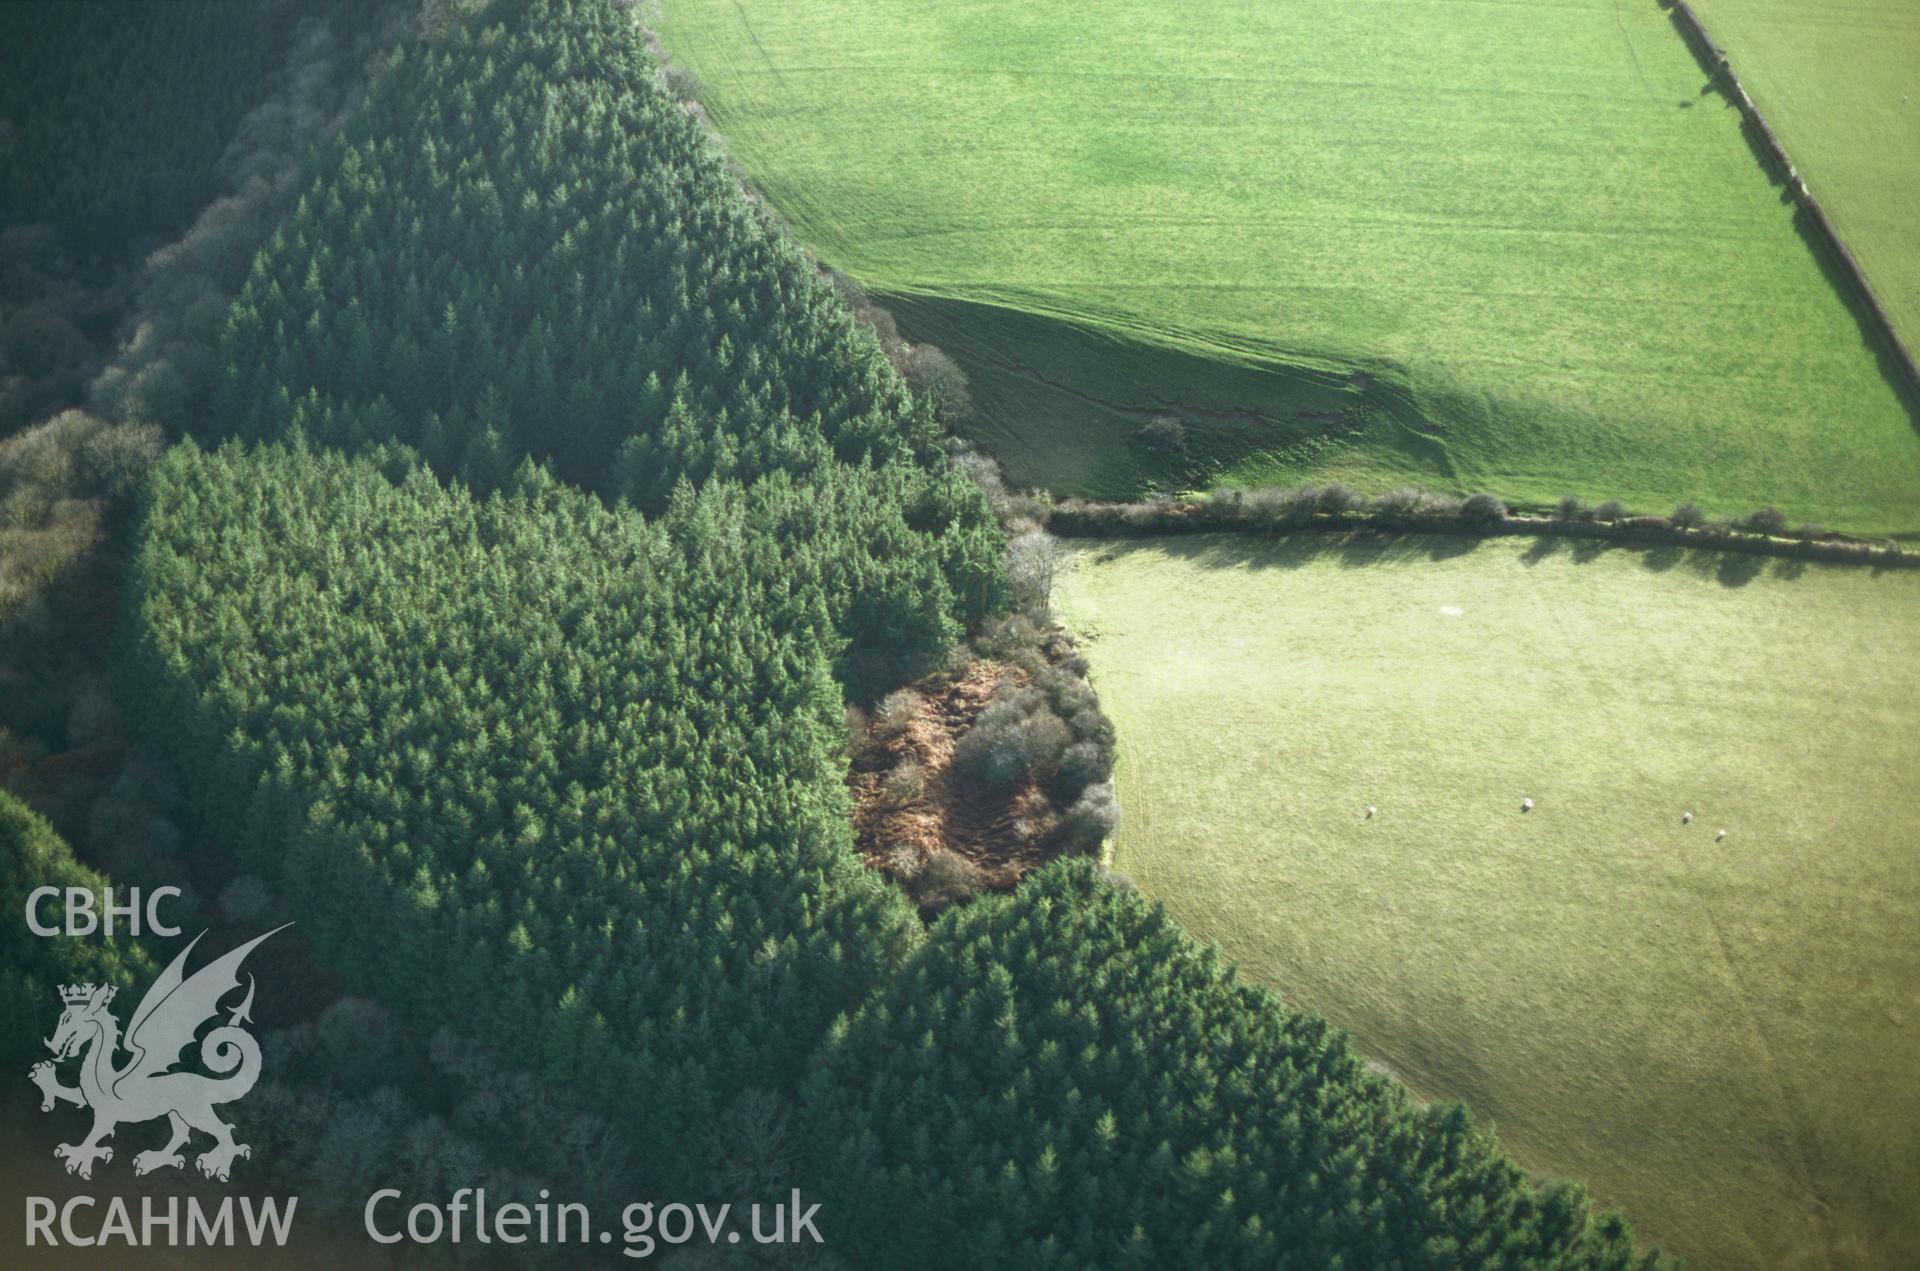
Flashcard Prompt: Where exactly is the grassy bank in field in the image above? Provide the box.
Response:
[1687,0,1920,353]
[654,0,1920,534]
[1056,534,1920,1270]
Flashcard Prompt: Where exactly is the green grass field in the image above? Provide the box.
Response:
[654,0,1920,534]
[1688,0,1920,353]
[1056,534,1920,1269]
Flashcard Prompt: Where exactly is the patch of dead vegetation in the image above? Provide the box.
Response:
[851,659,1077,913]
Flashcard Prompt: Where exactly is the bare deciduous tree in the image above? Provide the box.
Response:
[1007,527,1064,612]
[900,344,973,421]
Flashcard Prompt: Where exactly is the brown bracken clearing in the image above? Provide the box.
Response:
[850,659,1066,899]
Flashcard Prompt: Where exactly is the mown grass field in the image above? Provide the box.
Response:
[1688,0,1920,353]
[654,0,1920,534]
[1056,534,1920,1270]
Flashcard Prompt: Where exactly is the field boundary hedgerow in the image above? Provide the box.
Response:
[1664,0,1920,402]
[1043,488,1920,570]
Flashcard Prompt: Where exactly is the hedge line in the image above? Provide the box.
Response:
[1045,489,1919,569]
[1666,0,1920,401]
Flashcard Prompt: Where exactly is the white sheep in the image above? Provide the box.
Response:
[1715,829,1728,842]
[1682,811,1693,825]
[1364,805,1377,820]
[1521,798,1534,813]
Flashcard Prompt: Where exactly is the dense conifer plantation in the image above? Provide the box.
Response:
[0,792,152,1068]
[209,0,1005,691]
[0,1,291,264]
[122,440,919,1188]
[805,860,1663,1269]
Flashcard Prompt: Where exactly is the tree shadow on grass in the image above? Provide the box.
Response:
[1519,535,1561,567]
[1521,534,1632,571]
[1516,534,1613,567]
[1570,536,1614,565]
[1084,529,1868,591]
[1084,528,1489,576]
[1641,543,1685,573]
[1713,551,1768,588]
[1658,540,1839,587]
[1519,531,1827,588]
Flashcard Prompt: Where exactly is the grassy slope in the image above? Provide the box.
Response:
[1056,534,1920,1270]
[1688,0,1920,353]
[655,0,1920,533]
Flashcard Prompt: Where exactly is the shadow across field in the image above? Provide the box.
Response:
[1084,528,1869,590]
[1524,531,1779,588]
[1664,0,1920,426]
[878,292,1454,499]
[1084,529,1483,575]
[1788,203,1920,435]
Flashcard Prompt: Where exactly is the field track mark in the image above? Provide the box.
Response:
[728,0,785,86]
[991,348,1281,432]
[1611,0,1658,101]
[1697,899,1839,1269]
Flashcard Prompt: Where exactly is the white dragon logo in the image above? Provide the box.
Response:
[28,925,288,1182]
